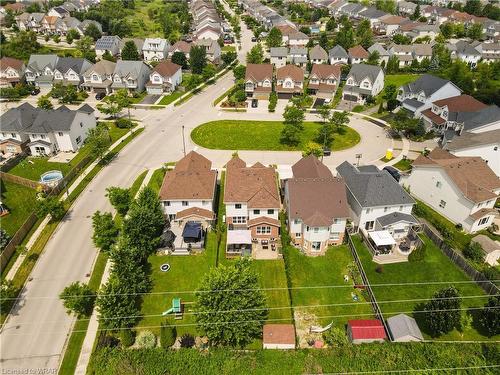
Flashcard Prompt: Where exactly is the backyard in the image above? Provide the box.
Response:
[191,120,360,151]
[353,235,497,341]
[384,74,421,89]
[0,180,37,236]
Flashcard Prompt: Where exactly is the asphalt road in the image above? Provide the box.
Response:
[0,10,392,372]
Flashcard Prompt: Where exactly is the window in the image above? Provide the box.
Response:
[330,232,340,240]
[399,206,403,211]
[40,134,45,139]
[267,209,274,214]
[439,200,446,208]
[295,232,301,238]
[76,136,81,144]
[306,226,310,232]
[253,209,260,215]
[478,217,489,226]
[311,242,321,251]
[313,227,319,233]
[384,207,388,212]
[365,221,375,230]
[233,216,247,224]
[366,208,371,214]
[165,201,170,206]
[92,74,98,80]
[333,218,339,224]
[494,146,498,151]
[235,204,242,209]
[182,201,188,206]
[11,133,16,138]
[294,219,301,224]
[80,122,83,128]
[436,181,442,188]
[58,132,63,136]
[256,226,271,234]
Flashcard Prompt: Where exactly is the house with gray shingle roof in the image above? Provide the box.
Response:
[288,46,308,67]
[367,43,390,65]
[82,60,116,94]
[270,47,288,68]
[336,161,415,234]
[0,103,96,156]
[447,41,482,68]
[95,35,122,58]
[111,60,152,93]
[25,54,59,88]
[343,63,384,104]
[53,57,92,88]
[328,45,348,65]
[309,45,328,64]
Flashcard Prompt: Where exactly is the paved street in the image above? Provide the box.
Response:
[0,7,396,372]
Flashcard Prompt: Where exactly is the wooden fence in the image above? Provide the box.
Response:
[0,153,93,271]
[422,223,500,296]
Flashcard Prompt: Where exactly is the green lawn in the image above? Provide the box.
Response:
[393,158,413,171]
[0,180,38,236]
[384,74,421,88]
[158,91,183,106]
[191,120,361,151]
[104,121,135,143]
[137,233,218,336]
[222,45,236,52]
[7,157,72,181]
[353,235,497,341]
[286,245,373,328]
[147,168,166,195]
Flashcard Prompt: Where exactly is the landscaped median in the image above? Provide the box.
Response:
[191,120,361,151]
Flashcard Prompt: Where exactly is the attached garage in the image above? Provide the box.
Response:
[277,92,293,99]
[343,93,358,102]
[146,85,164,95]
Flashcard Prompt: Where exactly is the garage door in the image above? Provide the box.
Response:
[343,93,358,102]
[147,87,164,95]
[278,92,293,99]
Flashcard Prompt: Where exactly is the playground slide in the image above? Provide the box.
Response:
[162,308,174,316]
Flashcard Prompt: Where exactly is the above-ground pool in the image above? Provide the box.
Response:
[40,170,63,187]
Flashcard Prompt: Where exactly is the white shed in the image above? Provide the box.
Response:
[472,235,500,266]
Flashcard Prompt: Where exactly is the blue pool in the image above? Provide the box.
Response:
[40,170,63,186]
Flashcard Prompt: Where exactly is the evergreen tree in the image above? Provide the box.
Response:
[121,40,140,60]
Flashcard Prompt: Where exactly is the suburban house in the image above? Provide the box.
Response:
[443,129,500,178]
[387,314,424,342]
[308,63,341,98]
[82,60,116,94]
[375,15,408,36]
[55,16,82,35]
[420,94,490,133]
[442,105,500,144]
[276,24,298,45]
[288,47,308,68]
[142,38,170,62]
[111,60,152,93]
[77,19,102,36]
[25,54,59,89]
[41,15,59,34]
[471,235,500,266]
[447,41,482,68]
[95,35,122,58]
[194,38,221,63]
[342,64,384,104]
[262,324,295,350]
[328,45,349,65]
[270,47,288,68]
[397,74,462,118]
[474,42,500,64]
[48,6,70,18]
[347,320,387,344]
[158,151,217,251]
[16,12,44,32]
[169,40,192,59]
[397,1,418,16]
[145,61,182,95]
[288,31,309,47]
[121,38,145,58]
[309,45,328,64]
[244,63,273,99]
[358,7,387,26]
[367,43,390,65]
[401,148,500,233]
[348,45,369,64]
[223,155,281,258]
[53,57,92,88]
[285,156,350,256]
[275,64,304,99]
[387,44,432,67]
[0,102,96,156]
[0,57,25,88]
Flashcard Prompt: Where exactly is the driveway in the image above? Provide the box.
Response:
[140,94,161,105]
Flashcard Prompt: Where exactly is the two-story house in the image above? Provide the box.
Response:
[337,162,417,248]
[367,43,390,65]
[288,31,309,47]
[0,57,25,88]
[111,60,152,93]
[401,148,500,233]
[270,47,288,68]
[159,151,217,250]
[348,45,369,64]
[328,45,349,65]
[275,64,303,99]
[288,46,308,68]
[142,38,170,62]
[41,15,59,34]
[276,24,298,45]
[397,74,462,118]
[82,60,116,94]
[447,41,482,68]
[169,40,192,59]
[95,36,122,59]
[194,38,221,63]
[285,156,350,255]
[53,57,92,89]
[443,129,500,178]
[145,61,182,95]
[0,103,96,156]
[309,45,328,64]
[17,12,44,32]
[224,155,281,258]
[244,63,273,99]
[307,63,341,98]
[25,54,59,89]
[375,14,408,36]
[342,64,384,104]
[474,42,500,64]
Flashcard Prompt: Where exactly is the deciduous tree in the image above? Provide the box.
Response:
[480,295,500,337]
[190,45,207,74]
[105,186,131,216]
[423,286,461,336]
[86,125,111,160]
[37,95,53,110]
[266,27,282,48]
[92,211,119,252]
[171,51,188,69]
[60,282,95,317]
[246,44,264,64]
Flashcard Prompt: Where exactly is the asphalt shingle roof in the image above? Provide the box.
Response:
[376,212,418,227]
[400,74,459,97]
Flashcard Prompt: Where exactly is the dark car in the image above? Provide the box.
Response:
[383,166,401,181]
[251,37,257,42]
[95,92,106,100]
[30,87,40,96]
[323,147,331,156]
[251,99,258,108]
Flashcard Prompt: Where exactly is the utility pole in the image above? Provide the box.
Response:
[182,125,186,156]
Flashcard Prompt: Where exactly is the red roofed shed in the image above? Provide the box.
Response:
[347,319,387,344]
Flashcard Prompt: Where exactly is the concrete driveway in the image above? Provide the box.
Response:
[140,94,161,105]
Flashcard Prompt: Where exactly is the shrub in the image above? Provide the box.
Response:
[375,265,384,273]
[115,118,134,129]
[408,244,426,262]
[120,328,135,347]
[160,322,177,348]
[268,92,277,112]
[135,330,157,349]
[463,242,484,263]
[323,327,349,347]
[180,333,196,348]
[96,334,119,349]
[35,196,66,221]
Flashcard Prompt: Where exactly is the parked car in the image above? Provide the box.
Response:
[251,99,258,108]
[323,147,331,156]
[251,37,257,42]
[95,92,106,100]
[30,87,40,96]
[383,166,401,181]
